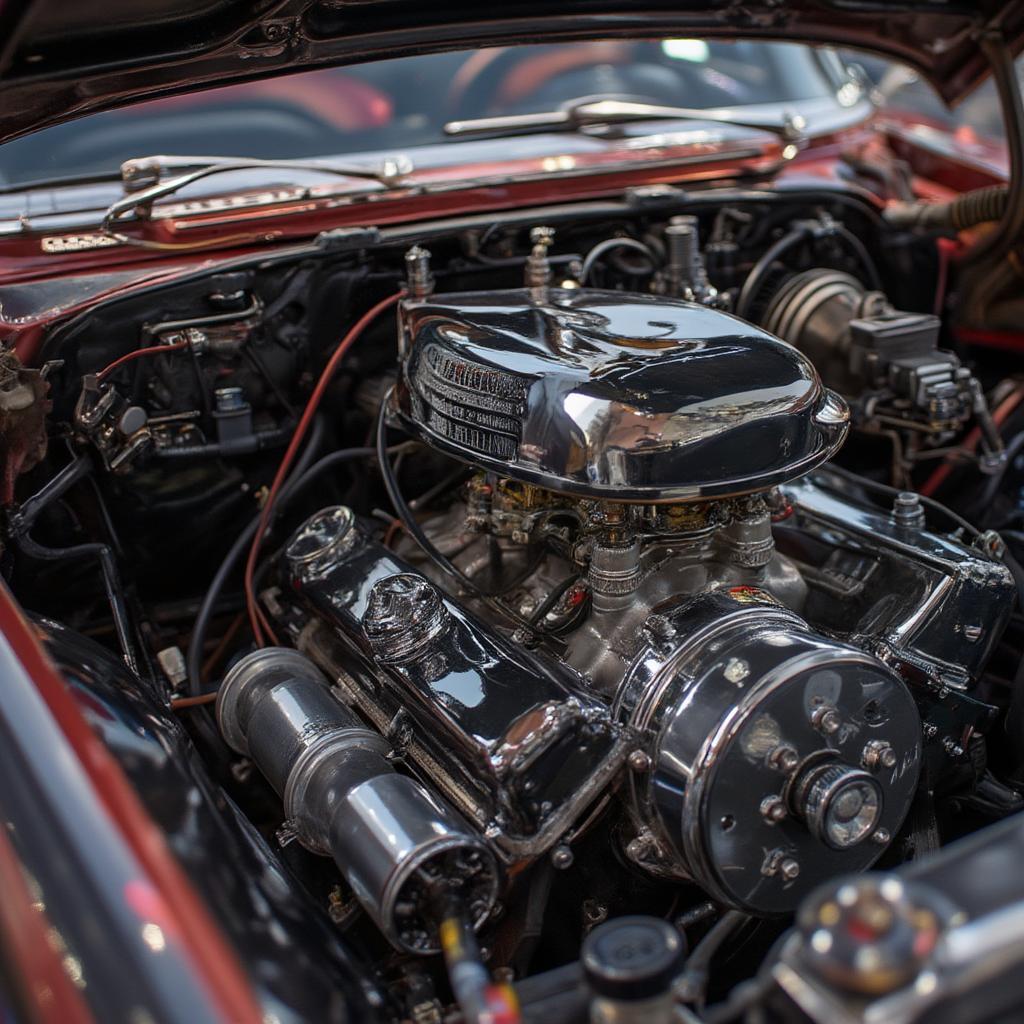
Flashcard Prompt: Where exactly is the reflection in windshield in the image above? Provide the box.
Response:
[847,49,1020,154]
[0,39,849,187]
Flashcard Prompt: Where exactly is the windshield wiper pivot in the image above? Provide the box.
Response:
[444,98,806,144]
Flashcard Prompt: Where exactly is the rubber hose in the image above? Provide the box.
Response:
[885,185,1009,232]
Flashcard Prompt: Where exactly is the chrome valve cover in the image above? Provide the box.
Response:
[396,288,849,502]
[284,506,627,862]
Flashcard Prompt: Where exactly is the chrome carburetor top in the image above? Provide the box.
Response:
[395,283,849,503]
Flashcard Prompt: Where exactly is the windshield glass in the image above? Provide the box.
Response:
[844,49,1018,173]
[0,39,851,187]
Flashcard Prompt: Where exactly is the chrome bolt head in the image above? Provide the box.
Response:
[768,745,800,773]
[780,857,801,881]
[872,828,891,846]
[550,844,574,870]
[627,749,652,773]
[812,705,842,735]
[761,795,788,824]
[943,737,965,759]
[862,740,898,771]
[762,848,800,879]
[625,830,658,864]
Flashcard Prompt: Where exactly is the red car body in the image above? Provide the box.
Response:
[1,2,1023,1020]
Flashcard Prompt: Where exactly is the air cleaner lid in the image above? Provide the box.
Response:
[397,288,848,502]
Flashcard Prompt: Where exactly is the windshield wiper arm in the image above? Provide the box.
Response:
[444,98,807,144]
[102,153,413,232]
[118,154,413,191]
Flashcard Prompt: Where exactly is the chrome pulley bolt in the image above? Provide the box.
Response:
[761,795,788,824]
[862,740,898,772]
[768,745,800,773]
[811,704,842,735]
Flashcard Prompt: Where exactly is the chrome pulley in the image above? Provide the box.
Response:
[615,589,922,915]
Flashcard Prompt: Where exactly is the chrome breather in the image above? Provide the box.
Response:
[363,573,452,665]
[395,270,849,502]
[216,647,499,954]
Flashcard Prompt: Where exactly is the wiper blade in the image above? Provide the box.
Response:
[444,98,807,144]
[102,153,413,234]
[0,169,125,195]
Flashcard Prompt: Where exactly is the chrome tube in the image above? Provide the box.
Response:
[217,648,499,954]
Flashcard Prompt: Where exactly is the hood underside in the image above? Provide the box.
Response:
[1,1,1023,144]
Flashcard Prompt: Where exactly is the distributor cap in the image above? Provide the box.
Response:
[795,875,958,996]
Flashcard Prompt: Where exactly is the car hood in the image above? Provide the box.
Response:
[1,0,1023,144]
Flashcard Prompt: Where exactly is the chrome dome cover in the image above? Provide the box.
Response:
[396,288,848,502]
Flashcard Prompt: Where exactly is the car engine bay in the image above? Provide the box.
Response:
[8,184,1024,1022]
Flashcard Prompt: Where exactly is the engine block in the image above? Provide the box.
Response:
[257,272,1015,923]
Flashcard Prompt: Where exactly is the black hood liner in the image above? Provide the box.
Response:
[1,1,1023,143]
